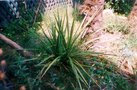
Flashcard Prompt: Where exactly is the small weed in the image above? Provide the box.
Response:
[104,16,130,34]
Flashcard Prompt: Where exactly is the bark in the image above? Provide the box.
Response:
[0,33,33,57]
[128,1,137,89]
[79,0,105,37]
[128,0,137,35]
[128,0,137,23]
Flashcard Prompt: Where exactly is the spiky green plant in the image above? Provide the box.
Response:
[34,13,97,89]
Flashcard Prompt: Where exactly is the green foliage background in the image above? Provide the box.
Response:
[105,0,135,15]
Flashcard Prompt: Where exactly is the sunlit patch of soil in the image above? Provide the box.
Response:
[37,6,81,40]
[86,9,137,75]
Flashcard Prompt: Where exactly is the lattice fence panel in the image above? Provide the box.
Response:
[0,0,19,27]
[0,0,73,27]
[26,0,72,12]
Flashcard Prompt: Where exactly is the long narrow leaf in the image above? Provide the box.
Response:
[69,57,83,90]
[36,55,54,66]
[41,56,60,78]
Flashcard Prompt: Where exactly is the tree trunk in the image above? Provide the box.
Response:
[128,0,137,24]
[0,33,32,57]
[128,0,137,35]
[79,0,105,37]
[128,0,137,89]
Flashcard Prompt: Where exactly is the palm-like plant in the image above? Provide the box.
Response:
[34,13,97,89]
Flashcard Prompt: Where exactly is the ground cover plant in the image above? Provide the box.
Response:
[24,13,95,90]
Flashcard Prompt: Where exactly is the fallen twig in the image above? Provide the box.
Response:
[0,33,33,57]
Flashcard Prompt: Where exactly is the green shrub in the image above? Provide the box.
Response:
[2,2,42,46]
[105,0,135,15]
[33,13,94,90]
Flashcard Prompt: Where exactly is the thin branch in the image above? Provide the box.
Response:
[33,0,42,24]
[0,33,33,57]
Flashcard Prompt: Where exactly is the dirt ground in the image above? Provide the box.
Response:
[86,9,137,75]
